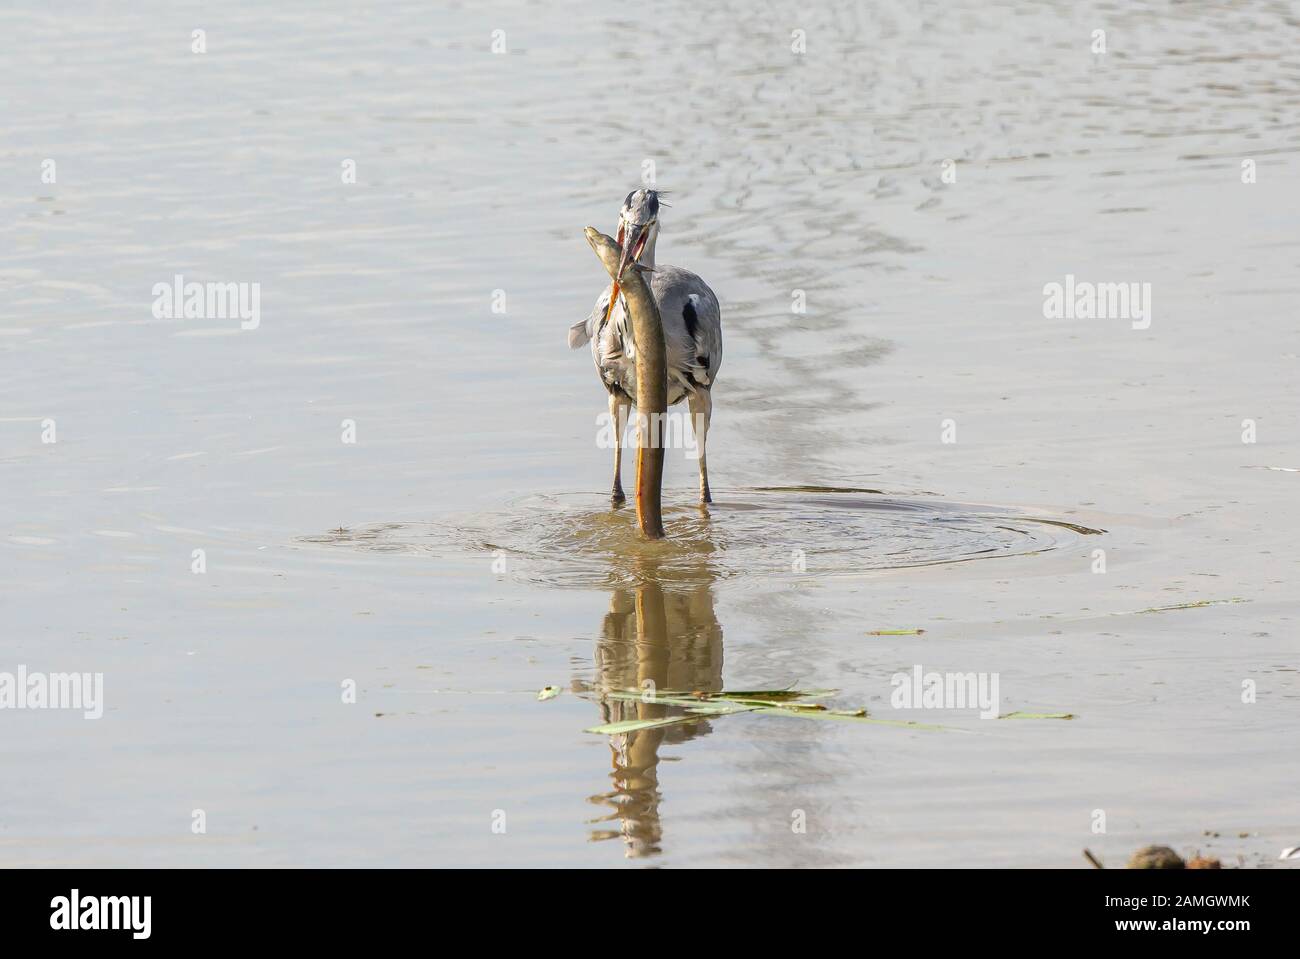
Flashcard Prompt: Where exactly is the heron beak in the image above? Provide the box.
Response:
[601,221,650,329]
[616,222,650,283]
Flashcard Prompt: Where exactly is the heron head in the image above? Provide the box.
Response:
[615,189,661,282]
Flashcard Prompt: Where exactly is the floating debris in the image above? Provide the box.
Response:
[585,710,753,736]
[1128,845,1185,869]
[868,628,926,636]
[698,688,832,702]
[1127,598,1248,615]
[536,685,562,701]
[584,687,951,735]
[999,711,1076,720]
[1092,847,1226,869]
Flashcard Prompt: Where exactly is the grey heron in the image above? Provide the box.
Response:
[571,190,723,516]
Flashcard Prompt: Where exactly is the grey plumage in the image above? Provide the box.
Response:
[571,265,722,406]
[569,188,722,503]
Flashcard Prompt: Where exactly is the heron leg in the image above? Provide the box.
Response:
[609,392,631,505]
[688,389,713,504]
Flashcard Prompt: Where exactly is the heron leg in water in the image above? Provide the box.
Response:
[609,392,631,505]
[688,389,713,504]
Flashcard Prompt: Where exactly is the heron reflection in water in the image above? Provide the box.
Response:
[583,556,723,858]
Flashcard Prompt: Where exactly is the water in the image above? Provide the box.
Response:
[307,489,1097,587]
[2,1,1297,866]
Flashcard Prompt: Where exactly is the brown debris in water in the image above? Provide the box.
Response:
[1127,845,1185,869]
[1085,845,1227,869]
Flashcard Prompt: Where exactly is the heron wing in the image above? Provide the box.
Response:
[651,266,723,395]
[568,287,611,349]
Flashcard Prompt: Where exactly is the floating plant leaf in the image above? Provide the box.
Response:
[603,690,724,709]
[1127,598,1247,615]
[603,687,835,708]
[584,686,951,734]
[715,688,837,701]
[998,711,1076,720]
[536,685,562,701]
[584,715,707,735]
[584,705,760,735]
[867,629,926,636]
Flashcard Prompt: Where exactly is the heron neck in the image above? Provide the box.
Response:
[639,226,657,271]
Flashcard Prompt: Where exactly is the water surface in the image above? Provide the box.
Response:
[2,1,1298,866]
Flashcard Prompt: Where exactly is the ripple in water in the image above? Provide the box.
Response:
[301,488,1102,590]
